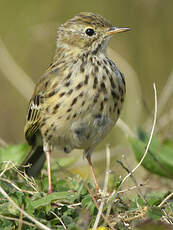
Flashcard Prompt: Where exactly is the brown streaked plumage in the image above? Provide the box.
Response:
[22,12,130,193]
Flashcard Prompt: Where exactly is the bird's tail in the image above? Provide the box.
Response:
[21,145,45,177]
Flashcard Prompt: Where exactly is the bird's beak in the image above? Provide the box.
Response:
[106,27,130,36]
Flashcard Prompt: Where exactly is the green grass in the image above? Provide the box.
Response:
[0,146,172,230]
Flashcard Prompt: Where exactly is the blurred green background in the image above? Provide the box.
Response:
[0,0,173,186]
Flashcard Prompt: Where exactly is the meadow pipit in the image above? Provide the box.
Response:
[22,12,130,193]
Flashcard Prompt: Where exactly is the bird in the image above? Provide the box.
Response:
[22,12,130,193]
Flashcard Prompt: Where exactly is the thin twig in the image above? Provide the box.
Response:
[0,161,12,177]
[123,206,148,222]
[50,211,67,229]
[0,178,37,195]
[0,185,51,230]
[158,192,173,208]
[117,183,147,194]
[67,202,81,208]
[16,168,39,192]
[0,214,35,227]
[162,209,173,225]
[0,161,39,192]
[84,182,115,230]
[107,83,157,213]
[93,145,110,230]
[117,160,146,204]
[120,83,157,186]
[104,147,120,223]
[18,204,24,230]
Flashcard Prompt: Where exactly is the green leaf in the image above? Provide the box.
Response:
[146,192,165,207]
[147,207,162,220]
[81,194,96,214]
[81,194,92,208]
[129,129,173,179]
[24,196,34,215]
[0,144,30,164]
[53,179,69,192]
[32,191,77,208]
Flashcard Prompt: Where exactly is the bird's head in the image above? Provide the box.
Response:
[56,12,130,55]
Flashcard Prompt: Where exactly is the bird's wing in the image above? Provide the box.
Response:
[24,67,62,145]
[24,94,43,145]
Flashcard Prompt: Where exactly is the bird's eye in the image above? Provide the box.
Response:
[85,28,95,36]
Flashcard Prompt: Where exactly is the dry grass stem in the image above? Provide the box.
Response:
[1,161,39,193]
[0,214,35,227]
[50,211,67,229]
[0,177,37,195]
[123,206,148,222]
[0,38,34,100]
[162,209,173,225]
[158,192,173,208]
[158,69,173,116]
[120,83,157,186]
[0,137,7,147]
[93,145,111,230]
[84,182,115,230]
[117,118,136,138]
[145,69,173,129]
[0,161,12,177]
[18,204,24,230]
[117,183,147,194]
[117,159,146,204]
[67,202,81,208]
[156,107,173,132]
[51,202,82,210]
[17,169,39,192]
[105,83,157,220]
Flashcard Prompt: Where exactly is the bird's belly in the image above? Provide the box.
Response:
[70,113,115,150]
[43,85,123,153]
[49,109,117,154]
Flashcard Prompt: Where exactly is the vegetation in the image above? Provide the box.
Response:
[0,127,173,229]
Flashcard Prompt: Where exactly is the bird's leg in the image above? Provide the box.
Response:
[45,150,52,194]
[86,153,99,193]
[44,144,53,194]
